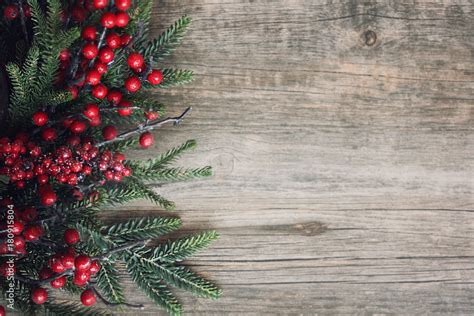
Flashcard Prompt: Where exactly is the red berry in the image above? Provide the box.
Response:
[50,275,66,289]
[139,132,154,148]
[23,5,31,17]
[121,34,132,46]
[83,103,100,119]
[82,26,97,41]
[71,6,86,22]
[92,84,108,99]
[100,12,116,28]
[89,260,101,274]
[11,221,24,235]
[23,224,43,241]
[32,111,48,126]
[64,228,80,245]
[124,76,141,92]
[0,305,4,316]
[67,86,79,99]
[70,120,88,134]
[81,289,96,306]
[115,11,129,27]
[13,236,25,250]
[21,207,38,222]
[39,267,53,280]
[99,47,114,63]
[102,125,118,140]
[75,254,91,271]
[49,256,65,273]
[59,49,70,61]
[117,100,133,116]
[73,270,91,286]
[86,69,101,85]
[61,253,75,269]
[115,0,131,11]
[147,70,163,85]
[127,52,144,69]
[31,287,48,305]
[4,5,19,20]
[41,128,57,142]
[89,116,102,127]
[107,90,122,104]
[105,32,121,49]
[0,262,15,277]
[93,0,108,9]
[40,189,57,206]
[145,111,159,120]
[82,43,98,59]
[93,61,108,75]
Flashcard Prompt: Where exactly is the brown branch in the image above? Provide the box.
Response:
[97,107,192,148]
[91,287,145,310]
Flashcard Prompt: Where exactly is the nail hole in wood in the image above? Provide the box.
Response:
[363,30,377,46]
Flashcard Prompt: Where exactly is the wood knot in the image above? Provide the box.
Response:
[362,30,377,46]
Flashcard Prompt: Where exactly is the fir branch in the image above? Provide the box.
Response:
[127,258,183,316]
[124,178,176,210]
[149,231,219,263]
[97,106,192,148]
[105,217,182,242]
[143,69,194,89]
[140,15,191,63]
[133,166,213,182]
[94,261,126,304]
[93,239,149,261]
[42,300,111,316]
[91,286,145,310]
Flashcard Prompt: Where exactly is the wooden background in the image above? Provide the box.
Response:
[105,1,474,314]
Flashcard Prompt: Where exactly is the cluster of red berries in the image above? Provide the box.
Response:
[30,229,99,306]
[98,150,132,182]
[3,4,30,20]
[0,202,44,258]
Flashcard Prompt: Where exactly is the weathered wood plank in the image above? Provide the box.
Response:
[105,1,474,314]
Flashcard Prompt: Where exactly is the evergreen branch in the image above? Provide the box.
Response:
[105,217,182,242]
[141,16,191,63]
[93,239,149,261]
[127,258,183,316]
[133,166,212,182]
[97,107,192,148]
[124,178,176,210]
[149,69,194,88]
[127,139,197,171]
[91,286,144,310]
[94,262,126,304]
[150,231,219,263]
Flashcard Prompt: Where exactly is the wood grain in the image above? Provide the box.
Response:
[104,1,474,314]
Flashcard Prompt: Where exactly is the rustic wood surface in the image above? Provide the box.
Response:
[105,1,474,314]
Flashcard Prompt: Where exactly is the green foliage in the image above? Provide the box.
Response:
[140,16,191,63]
[105,217,182,242]
[154,69,194,88]
[149,231,219,263]
[95,262,126,304]
[42,300,110,315]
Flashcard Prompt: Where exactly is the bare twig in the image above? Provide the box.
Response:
[15,270,73,286]
[92,239,150,261]
[91,287,145,309]
[97,107,192,148]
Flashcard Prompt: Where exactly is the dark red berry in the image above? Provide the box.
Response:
[4,5,19,20]
[40,189,57,206]
[49,255,66,273]
[94,61,108,74]
[23,225,43,241]
[127,52,144,69]
[81,289,96,306]
[69,120,88,134]
[83,103,100,120]
[107,90,122,104]
[41,128,57,142]
[59,49,70,61]
[73,269,91,286]
[64,228,80,245]
[100,12,116,28]
[102,125,118,140]
[121,34,132,46]
[105,32,121,49]
[115,11,129,27]
[32,111,48,126]
[21,207,38,222]
[50,275,66,289]
[82,26,97,41]
[75,254,92,271]
[145,111,159,120]
[99,47,114,63]
[92,84,108,99]
[39,267,53,280]
[147,69,163,85]
[85,69,101,85]
[93,0,108,10]
[139,132,154,148]
[67,86,79,99]
[61,253,75,269]
[115,0,131,11]
[82,43,98,59]
[117,100,133,116]
[89,260,101,274]
[31,287,48,305]
[124,76,141,92]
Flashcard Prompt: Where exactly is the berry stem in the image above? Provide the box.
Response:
[15,270,73,286]
[97,106,192,148]
[92,239,150,261]
[17,0,29,43]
